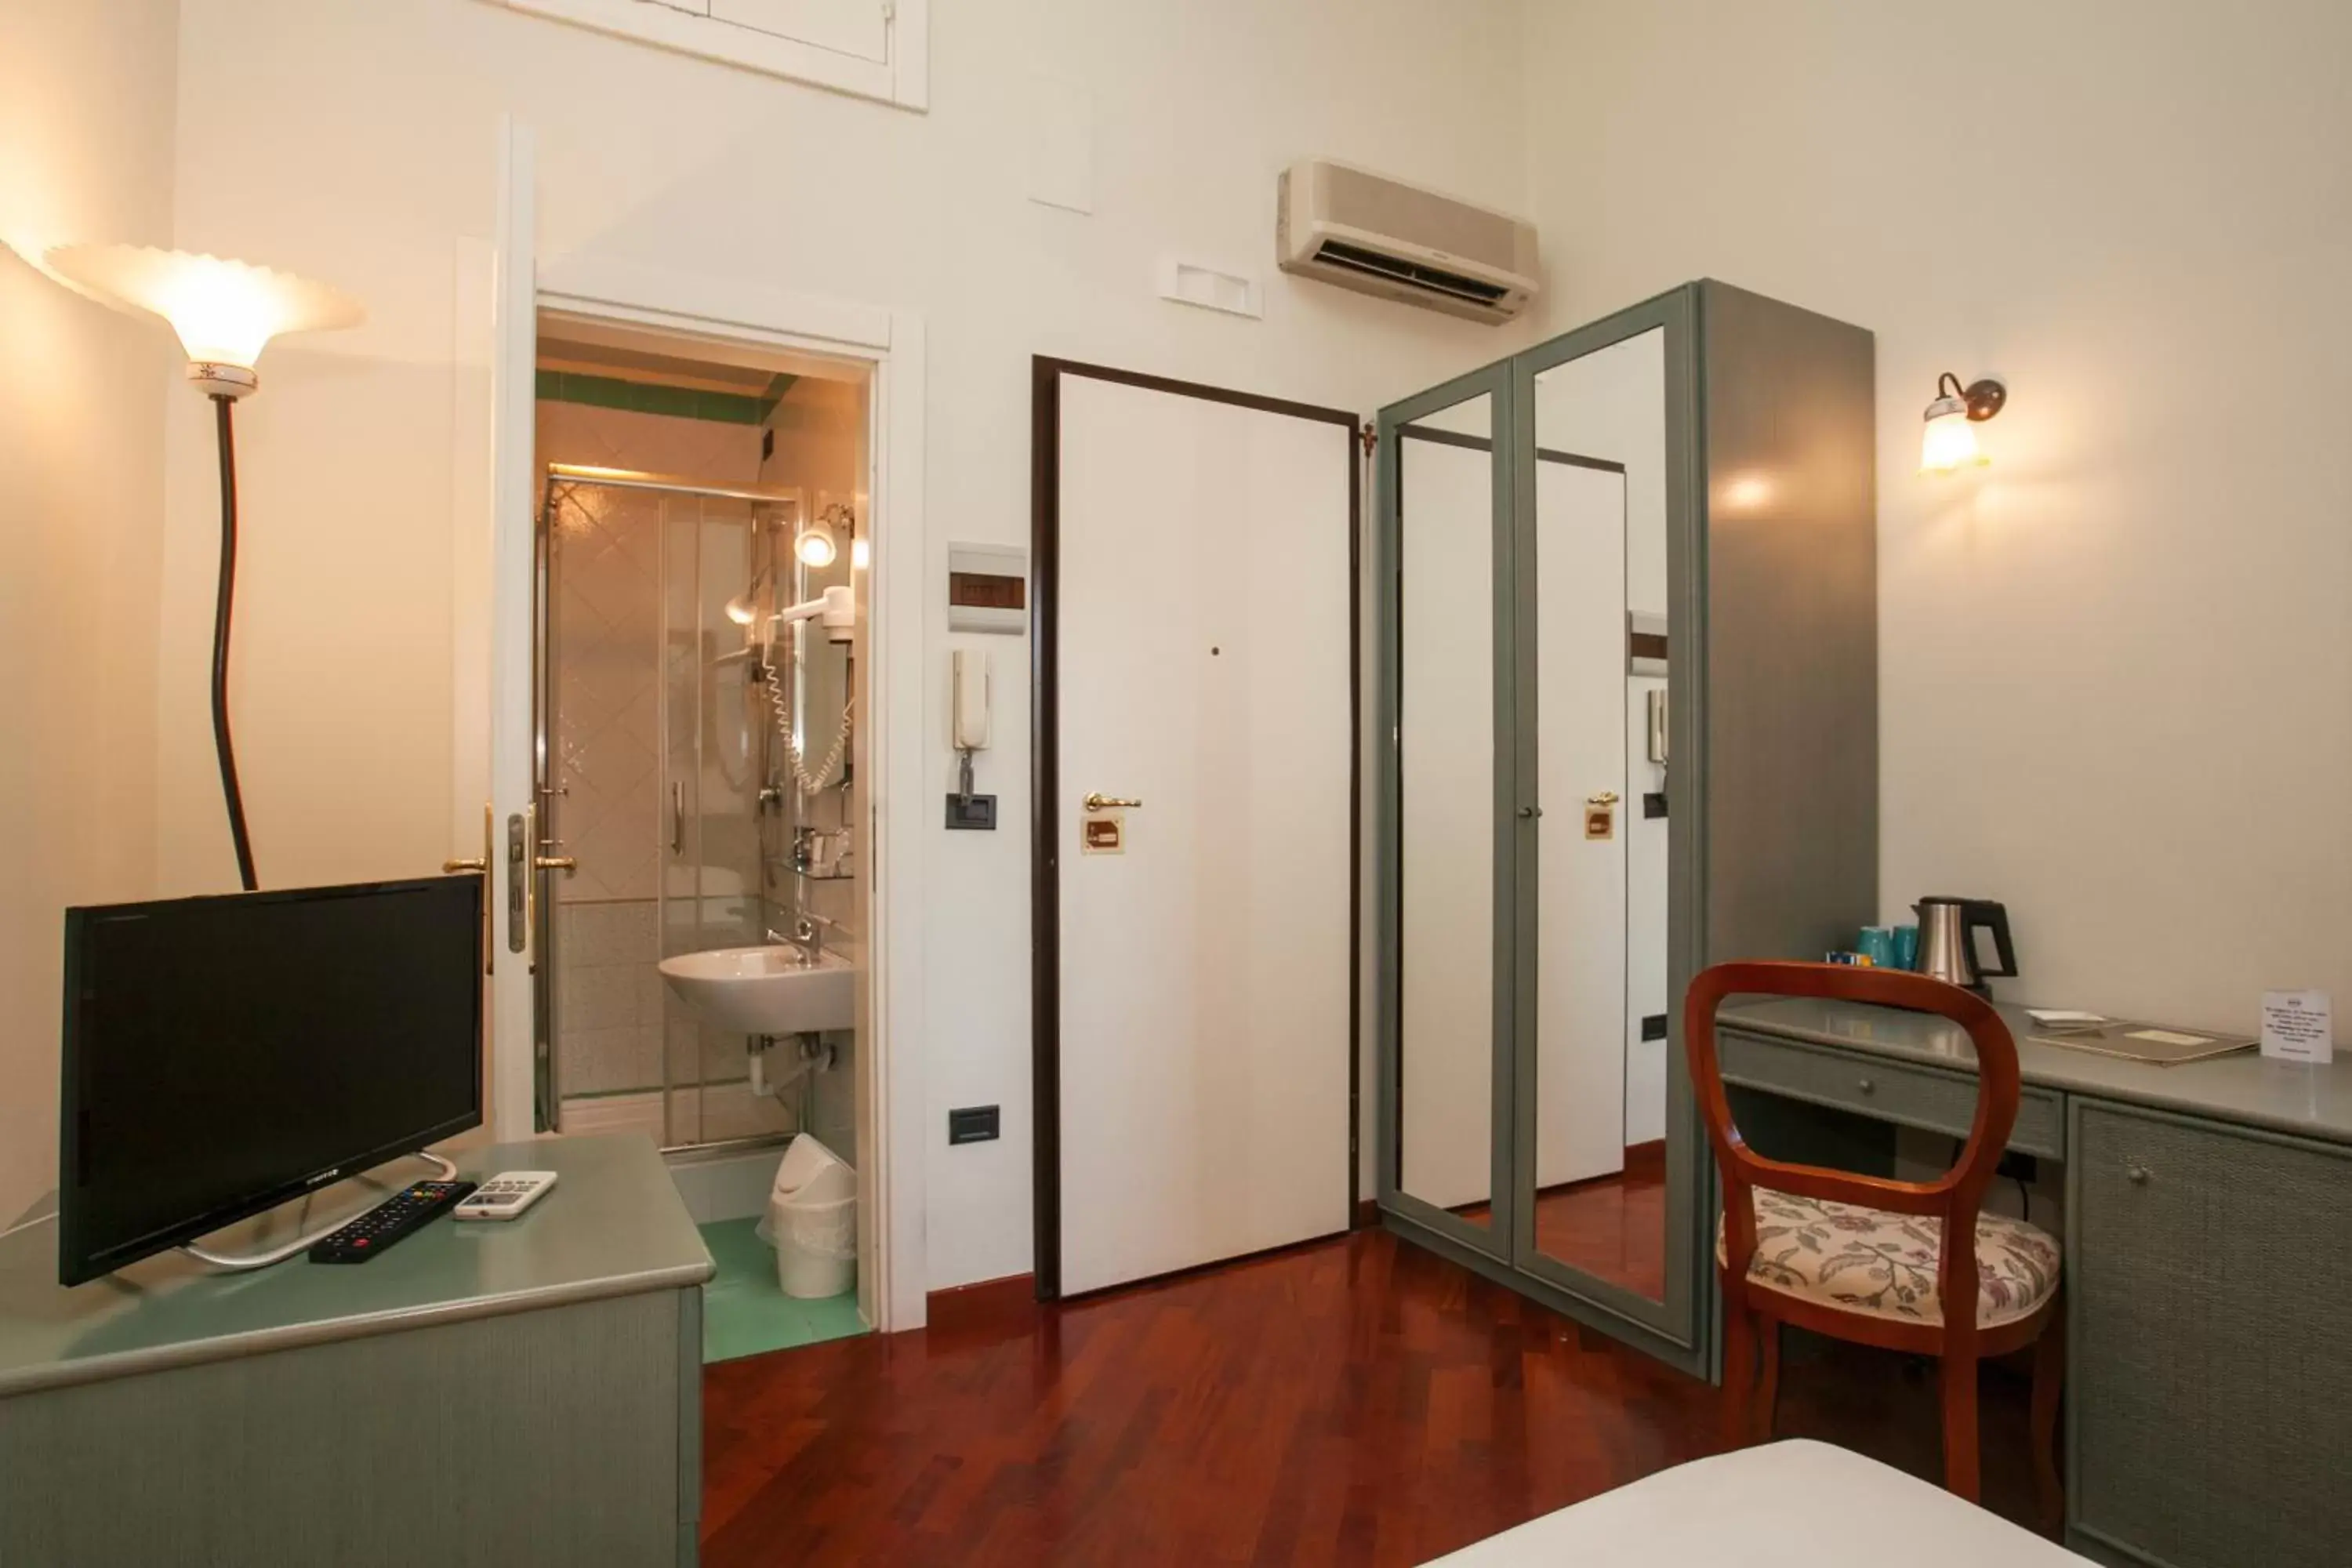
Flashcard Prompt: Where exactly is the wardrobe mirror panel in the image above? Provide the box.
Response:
[1396,392,1498,1229]
[1528,328,1671,1301]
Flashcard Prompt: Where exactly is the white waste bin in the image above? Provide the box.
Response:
[757,1134,857,1299]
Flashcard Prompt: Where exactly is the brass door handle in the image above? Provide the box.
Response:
[1586,791,1621,807]
[1083,793,1142,812]
[443,858,487,873]
[536,855,578,873]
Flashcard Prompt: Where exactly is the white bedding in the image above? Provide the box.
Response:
[1423,1440,2092,1566]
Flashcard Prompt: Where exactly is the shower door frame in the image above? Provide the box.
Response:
[483,115,932,1332]
[532,466,804,1149]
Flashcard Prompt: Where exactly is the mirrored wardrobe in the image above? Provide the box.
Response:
[1375,281,1878,1374]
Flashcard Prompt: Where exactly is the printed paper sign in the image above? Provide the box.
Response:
[2261,990,2333,1065]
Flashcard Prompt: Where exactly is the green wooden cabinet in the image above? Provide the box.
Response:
[2069,1100,2352,1567]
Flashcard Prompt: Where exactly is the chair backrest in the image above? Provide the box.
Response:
[1685,961,2020,1339]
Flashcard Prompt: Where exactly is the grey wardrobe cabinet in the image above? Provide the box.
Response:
[2069,1099,2352,1567]
[1372,279,1880,1374]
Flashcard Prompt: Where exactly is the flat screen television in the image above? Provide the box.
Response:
[58,875,484,1285]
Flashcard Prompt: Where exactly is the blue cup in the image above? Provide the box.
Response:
[1857,926,1898,968]
[1892,924,1920,971]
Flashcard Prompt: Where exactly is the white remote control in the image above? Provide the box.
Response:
[455,1171,558,1221]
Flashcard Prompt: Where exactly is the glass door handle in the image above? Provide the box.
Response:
[671,782,685,855]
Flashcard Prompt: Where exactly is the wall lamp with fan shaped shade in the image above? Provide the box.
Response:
[42,244,364,890]
[1920,371,2007,474]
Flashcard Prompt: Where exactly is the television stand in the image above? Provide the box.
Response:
[0,1134,711,1563]
[178,1148,459,1272]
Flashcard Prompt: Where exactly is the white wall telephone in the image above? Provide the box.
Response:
[953,648,991,753]
[947,651,996,829]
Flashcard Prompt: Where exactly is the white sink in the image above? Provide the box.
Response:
[656,946,855,1036]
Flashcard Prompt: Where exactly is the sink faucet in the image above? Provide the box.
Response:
[767,912,837,964]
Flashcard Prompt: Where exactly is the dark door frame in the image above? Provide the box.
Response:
[1030,354,1363,1300]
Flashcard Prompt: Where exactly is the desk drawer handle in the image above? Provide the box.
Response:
[1856,1077,1876,1095]
[2126,1163,2152,1186]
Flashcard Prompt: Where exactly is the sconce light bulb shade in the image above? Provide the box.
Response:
[724,595,758,627]
[796,524,838,568]
[42,243,362,394]
[1919,398,1984,474]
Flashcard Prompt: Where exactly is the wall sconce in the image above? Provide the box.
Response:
[1919,371,2006,474]
[42,244,362,890]
[794,521,838,568]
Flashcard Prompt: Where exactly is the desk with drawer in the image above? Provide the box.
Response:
[1720,999,2352,1568]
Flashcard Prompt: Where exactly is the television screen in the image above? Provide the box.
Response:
[58,876,484,1285]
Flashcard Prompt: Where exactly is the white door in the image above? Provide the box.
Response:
[486,118,542,1140]
[1052,369,1356,1298]
[1534,459,1628,1189]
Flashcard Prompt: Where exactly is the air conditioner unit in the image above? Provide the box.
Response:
[1276,158,1540,325]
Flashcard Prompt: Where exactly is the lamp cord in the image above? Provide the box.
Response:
[210,394,258,891]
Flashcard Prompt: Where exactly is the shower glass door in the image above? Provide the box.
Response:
[539,471,797,1150]
[659,491,767,1148]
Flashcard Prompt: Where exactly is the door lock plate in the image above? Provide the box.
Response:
[506,812,528,953]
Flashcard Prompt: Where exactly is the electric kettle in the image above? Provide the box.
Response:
[1913,897,2017,996]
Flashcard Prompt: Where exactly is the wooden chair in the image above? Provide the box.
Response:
[1685,961,2064,1527]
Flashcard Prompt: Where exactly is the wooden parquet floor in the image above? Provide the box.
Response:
[702,1226,2043,1566]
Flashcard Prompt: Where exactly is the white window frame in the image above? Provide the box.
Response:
[478,0,928,112]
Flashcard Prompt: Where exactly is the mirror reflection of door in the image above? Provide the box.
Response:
[1531,328,1670,1300]
[1396,391,1497,1229]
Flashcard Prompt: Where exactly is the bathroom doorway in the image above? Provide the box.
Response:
[532,321,868,1160]
[482,129,929,1330]
[525,314,878,1354]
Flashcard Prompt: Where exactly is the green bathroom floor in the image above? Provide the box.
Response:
[698,1217,868,1364]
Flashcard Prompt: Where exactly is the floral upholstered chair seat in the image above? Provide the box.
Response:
[1715,1189,2060,1327]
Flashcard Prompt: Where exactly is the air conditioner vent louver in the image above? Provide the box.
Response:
[1309,241,1512,307]
[1276,158,1538,325]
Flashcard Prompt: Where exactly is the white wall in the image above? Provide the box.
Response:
[0,0,179,1225]
[162,0,1530,1290]
[1524,0,2352,1031]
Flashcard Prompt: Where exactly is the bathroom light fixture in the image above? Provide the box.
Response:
[42,243,363,890]
[795,521,838,568]
[1919,371,2006,474]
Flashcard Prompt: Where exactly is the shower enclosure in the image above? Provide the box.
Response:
[535,465,848,1152]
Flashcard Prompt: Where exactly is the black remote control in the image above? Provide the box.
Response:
[308,1179,478,1264]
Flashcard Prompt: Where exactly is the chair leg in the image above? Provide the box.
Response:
[1940,1351,1982,1504]
[2031,1307,2067,1536]
[1720,1291,1757,1452]
[1751,1312,1781,1446]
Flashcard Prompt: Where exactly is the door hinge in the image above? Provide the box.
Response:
[881,0,896,20]
[1359,426,1377,458]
